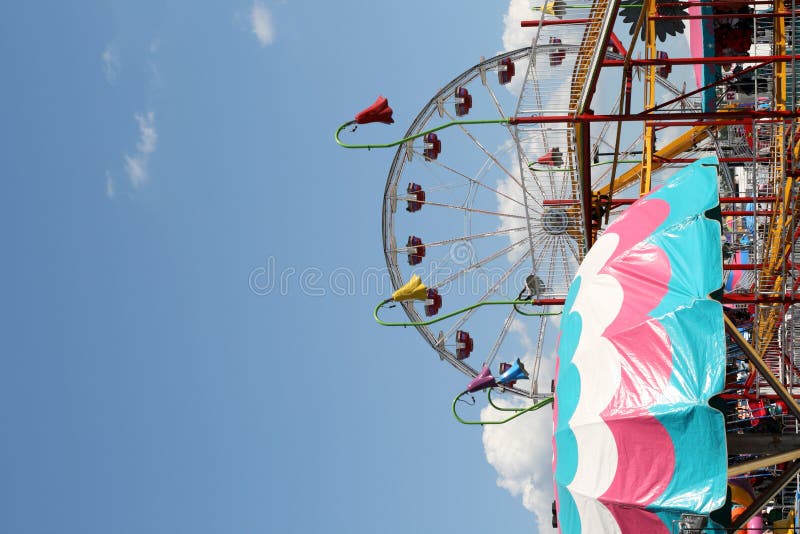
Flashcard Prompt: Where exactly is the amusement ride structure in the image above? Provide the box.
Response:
[337,1,800,531]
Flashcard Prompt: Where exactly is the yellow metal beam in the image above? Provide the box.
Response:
[595,125,713,197]
[729,449,800,477]
[753,0,790,354]
[640,0,657,196]
[565,0,613,251]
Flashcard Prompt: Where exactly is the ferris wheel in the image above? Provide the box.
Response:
[377,26,699,400]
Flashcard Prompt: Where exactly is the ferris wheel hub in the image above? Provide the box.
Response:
[542,207,571,236]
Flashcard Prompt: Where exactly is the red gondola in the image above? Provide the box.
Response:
[406,183,425,213]
[424,288,442,317]
[407,235,426,265]
[498,57,515,85]
[455,87,472,117]
[549,37,566,67]
[537,147,563,167]
[656,51,671,79]
[455,330,474,360]
[423,133,441,160]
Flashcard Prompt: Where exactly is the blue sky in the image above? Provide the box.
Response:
[0,2,558,533]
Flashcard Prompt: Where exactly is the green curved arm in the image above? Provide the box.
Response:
[488,387,532,412]
[374,299,561,327]
[513,302,560,317]
[335,118,510,150]
[452,390,554,425]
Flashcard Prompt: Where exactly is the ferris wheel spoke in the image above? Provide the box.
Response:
[540,234,574,296]
[444,250,531,339]
[527,133,569,202]
[541,168,568,202]
[592,137,642,189]
[528,230,553,262]
[532,312,551,388]
[593,120,613,159]
[514,130,555,202]
[483,81,550,207]
[522,164,552,209]
[483,79,509,123]
[416,200,530,220]
[513,62,569,250]
[527,66,546,116]
[515,143,551,276]
[440,108,542,205]
[536,235,558,290]
[387,226,530,256]
[421,227,529,248]
[419,182,471,194]
[433,237,529,288]
[418,153,533,210]
[557,237,575,291]
[550,236,573,287]
[525,232,552,278]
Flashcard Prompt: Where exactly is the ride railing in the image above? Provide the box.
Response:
[754,160,797,355]
[514,27,587,299]
[511,0,619,299]
[752,2,800,357]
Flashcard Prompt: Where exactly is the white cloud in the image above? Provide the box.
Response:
[250,1,275,46]
[104,39,162,197]
[146,39,162,89]
[481,310,559,530]
[101,43,120,84]
[135,112,157,154]
[500,0,570,96]
[148,61,162,89]
[124,111,157,188]
[482,397,555,532]
[503,0,536,52]
[105,172,116,199]
[500,1,534,97]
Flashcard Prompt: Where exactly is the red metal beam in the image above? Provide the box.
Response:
[720,196,777,203]
[509,110,800,124]
[723,294,800,304]
[532,298,566,306]
[723,210,774,216]
[542,196,777,205]
[724,264,764,270]
[649,61,773,113]
[659,0,777,5]
[608,32,627,56]
[653,12,795,20]
[603,55,798,66]
[646,119,786,127]
[579,121,594,249]
[654,157,772,163]
[520,19,590,27]
[720,393,800,401]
